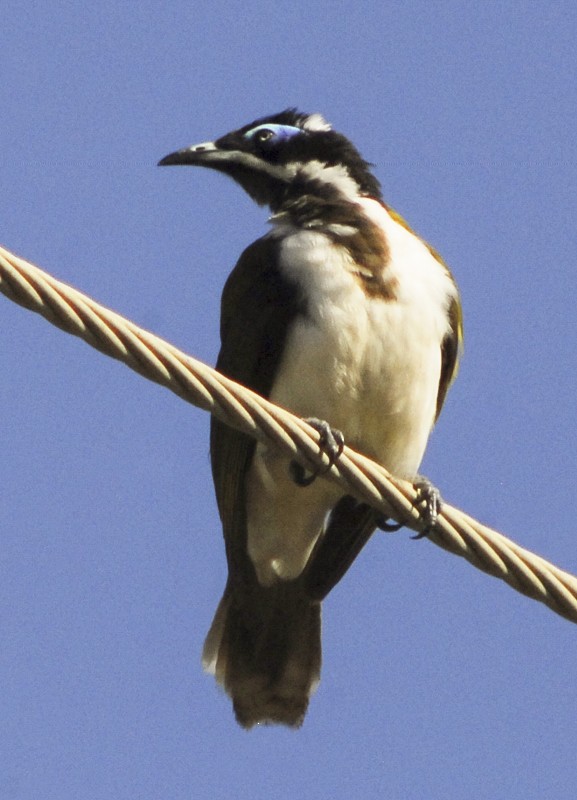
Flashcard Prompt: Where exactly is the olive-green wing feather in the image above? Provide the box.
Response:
[436,292,463,419]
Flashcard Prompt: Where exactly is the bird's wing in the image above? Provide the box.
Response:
[436,292,463,419]
[210,236,302,579]
[210,235,376,600]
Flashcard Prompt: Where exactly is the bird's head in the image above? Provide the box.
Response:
[158,109,382,210]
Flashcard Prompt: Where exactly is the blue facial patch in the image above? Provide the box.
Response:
[244,123,303,143]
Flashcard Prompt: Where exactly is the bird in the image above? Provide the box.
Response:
[159,109,462,729]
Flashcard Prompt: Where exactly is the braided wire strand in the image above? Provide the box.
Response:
[2,243,577,623]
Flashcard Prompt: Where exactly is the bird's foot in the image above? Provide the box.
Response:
[375,475,442,538]
[411,475,442,539]
[289,418,344,487]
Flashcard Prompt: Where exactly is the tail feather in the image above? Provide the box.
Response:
[203,583,321,728]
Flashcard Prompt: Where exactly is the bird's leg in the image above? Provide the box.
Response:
[289,418,345,487]
[375,475,442,538]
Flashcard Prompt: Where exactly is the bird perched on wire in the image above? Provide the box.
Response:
[159,109,462,729]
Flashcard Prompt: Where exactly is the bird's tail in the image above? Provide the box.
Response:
[202,581,321,728]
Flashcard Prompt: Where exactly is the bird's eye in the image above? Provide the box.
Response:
[254,128,274,144]
[244,123,302,147]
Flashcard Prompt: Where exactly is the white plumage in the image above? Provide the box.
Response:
[246,199,458,586]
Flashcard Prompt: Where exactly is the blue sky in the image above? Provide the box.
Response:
[2,2,577,798]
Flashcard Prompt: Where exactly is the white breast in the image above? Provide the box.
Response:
[245,200,457,585]
[272,199,456,475]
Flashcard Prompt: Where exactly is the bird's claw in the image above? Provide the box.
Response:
[375,515,403,533]
[411,476,442,539]
[290,418,344,487]
[375,476,442,538]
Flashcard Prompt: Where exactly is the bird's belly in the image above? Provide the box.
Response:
[270,302,442,477]
[245,282,443,587]
[245,217,456,586]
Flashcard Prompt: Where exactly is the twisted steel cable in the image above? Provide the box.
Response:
[2,243,577,622]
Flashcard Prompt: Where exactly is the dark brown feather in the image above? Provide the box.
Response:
[208,236,324,727]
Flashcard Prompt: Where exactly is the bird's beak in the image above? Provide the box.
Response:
[158,138,292,207]
[158,141,222,167]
